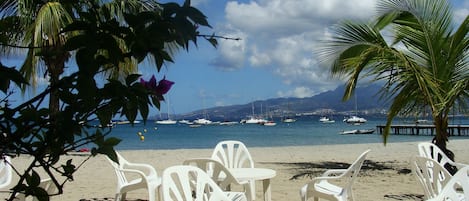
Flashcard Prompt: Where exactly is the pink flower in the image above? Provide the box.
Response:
[156,77,174,95]
[140,75,174,95]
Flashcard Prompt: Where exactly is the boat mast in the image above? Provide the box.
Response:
[354,93,358,116]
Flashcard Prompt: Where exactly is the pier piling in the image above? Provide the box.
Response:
[376,124,469,136]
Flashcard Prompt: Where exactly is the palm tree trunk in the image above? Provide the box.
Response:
[44,45,68,137]
[47,64,61,143]
[433,114,454,160]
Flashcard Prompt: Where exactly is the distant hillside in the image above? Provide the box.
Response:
[155,84,390,121]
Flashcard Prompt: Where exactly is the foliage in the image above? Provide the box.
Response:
[322,0,468,153]
[0,0,217,200]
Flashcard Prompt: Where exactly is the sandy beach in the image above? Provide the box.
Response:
[5,139,469,201]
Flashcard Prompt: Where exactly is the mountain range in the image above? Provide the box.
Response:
[154,84,390,121]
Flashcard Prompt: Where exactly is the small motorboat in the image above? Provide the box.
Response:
[340,129,375,135]
[319,116,335,123]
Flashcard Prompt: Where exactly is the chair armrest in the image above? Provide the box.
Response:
[307,169,349,184]
[322,169,348,177]
[449,161,468,170]
[123,163,158,177]
[120,168,148,177]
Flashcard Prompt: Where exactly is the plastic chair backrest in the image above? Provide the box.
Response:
[105,151,160,201]
[162,165,234,201]
[0,156,12,189]
[427,166,469,201]
[411,156,452,200]
[183,158,245,191]
[15,178,58,201]
[106,152,129,188]
[211,141,254,168]
[418,142,457,172]
[343,149,370,194]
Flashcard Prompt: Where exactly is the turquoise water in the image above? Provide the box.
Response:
[104,116,469,150]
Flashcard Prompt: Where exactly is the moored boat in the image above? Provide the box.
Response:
[343,116,367,124]
[319,116,335,123]
[155,119,177,125]
[283,117,296,123]
[340,129,374,135]
[263,121,277,126]
[193,118,212,125]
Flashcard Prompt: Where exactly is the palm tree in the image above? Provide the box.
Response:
[321,0,468,156]
[0,0,161,131]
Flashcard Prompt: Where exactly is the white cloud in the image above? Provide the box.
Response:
[249,46,271,66]
[277,86,314,98]
[211,0,464,100]
[215,101,225,107]
[212,0,376,96]
[454,6,469,26]
[190,0,210,6]
[210,28,247,71]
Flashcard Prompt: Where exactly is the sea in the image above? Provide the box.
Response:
[102,116,469,150]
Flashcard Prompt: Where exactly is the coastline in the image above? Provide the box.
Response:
[6,139,469,201]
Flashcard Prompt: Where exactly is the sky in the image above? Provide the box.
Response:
[3,0,469,116]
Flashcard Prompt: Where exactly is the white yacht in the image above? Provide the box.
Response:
[155,119,177,125]
[193,118,212,125]
[244,116,267,124]
[283,117,297,123]
[319,116,335,123]
[343,116,367,124]
[178,119,191,124]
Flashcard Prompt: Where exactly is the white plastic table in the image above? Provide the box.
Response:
[229,168,276,201]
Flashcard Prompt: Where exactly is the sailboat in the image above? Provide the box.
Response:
[282,102,296,123]
[243,103,267,124]
[263,107,277,126]
[319,116,335,123]
[193,100,212,125]
[343,94,367,124]
[155,101,177,125]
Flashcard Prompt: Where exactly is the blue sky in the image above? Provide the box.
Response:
[3,0,469,116]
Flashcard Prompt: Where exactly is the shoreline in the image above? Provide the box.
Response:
[5,140,469,201]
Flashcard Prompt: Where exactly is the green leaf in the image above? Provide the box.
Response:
[64,34,94,51]
[206,37,218,48]
[26,170,41,187]
[126,74,142,86]
[32,187,49,201]
[138,99,149,122]
[186,7,211,28]
[0,64,28,93]
[61,159,76,180]
[104,137,122,146]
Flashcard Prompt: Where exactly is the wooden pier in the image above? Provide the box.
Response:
[376,124,469,136]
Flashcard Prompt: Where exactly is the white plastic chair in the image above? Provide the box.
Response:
[0,156,12,189]
[426,166,469,201]
[410,156,452,200]
[161,165,247,201]
[183,158,252,201]
[211,140,255,200]
[106,151,161,201]
[15,178,58,201]
[299,149,370,201]
[418,142,467,174]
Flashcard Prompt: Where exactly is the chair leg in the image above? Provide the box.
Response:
[245,184,253,201]
[149,189,157,201]
[120,193,127,201]
[249,180,256,200]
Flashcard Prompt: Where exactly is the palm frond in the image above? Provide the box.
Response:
[33,2,73,48]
